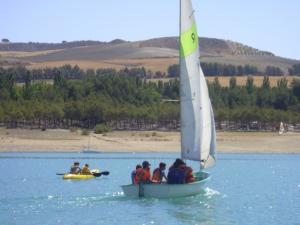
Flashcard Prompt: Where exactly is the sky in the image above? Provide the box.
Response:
[1,0,300,59]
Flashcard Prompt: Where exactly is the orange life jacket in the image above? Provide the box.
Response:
[134,168,151,184]
[81,166,92,175]
[185,166,195,183]
[152,168,162,183]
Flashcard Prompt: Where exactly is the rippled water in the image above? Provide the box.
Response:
[0,152,299,225]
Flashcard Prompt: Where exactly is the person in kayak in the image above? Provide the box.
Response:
[81,164,92,175]
[152,162,167,183]
[167,158,186,184]
[134,161,152,184]
[131,164,142,184]
[70,162,81,174]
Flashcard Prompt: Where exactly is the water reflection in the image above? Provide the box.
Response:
[162,189,220,225]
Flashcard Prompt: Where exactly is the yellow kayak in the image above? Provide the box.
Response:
[62,169,100,180]
[63,174,95,180]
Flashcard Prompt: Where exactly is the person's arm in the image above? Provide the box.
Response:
[87,168,92,175]
[75,167,81,174]
[162,171,168,181]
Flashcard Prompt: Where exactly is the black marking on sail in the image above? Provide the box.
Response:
[191,33,196,43]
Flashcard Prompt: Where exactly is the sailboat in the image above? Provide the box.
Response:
[121,0,216,198]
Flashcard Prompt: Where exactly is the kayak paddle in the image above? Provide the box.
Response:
[92,171,110,177]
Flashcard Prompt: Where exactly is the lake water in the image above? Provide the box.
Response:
[0,152,299,225]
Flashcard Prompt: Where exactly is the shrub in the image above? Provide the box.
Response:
[81,129,90,136]
[94,124,111,134]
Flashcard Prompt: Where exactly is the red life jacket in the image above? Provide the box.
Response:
[185,166,195,183]
[134,168,151,184]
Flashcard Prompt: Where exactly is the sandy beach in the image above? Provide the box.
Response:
[0,128,299,153]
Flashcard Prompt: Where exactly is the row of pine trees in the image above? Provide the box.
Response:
[0,66,300,130]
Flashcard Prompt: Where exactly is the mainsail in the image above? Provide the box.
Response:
[180,0,216,168]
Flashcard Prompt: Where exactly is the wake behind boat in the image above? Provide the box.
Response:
[121,0,216,198]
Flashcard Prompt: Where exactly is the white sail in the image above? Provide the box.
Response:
[180,0,216,168]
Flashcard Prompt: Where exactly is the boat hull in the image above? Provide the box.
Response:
[63,174,95,180]
[121,171,210,198]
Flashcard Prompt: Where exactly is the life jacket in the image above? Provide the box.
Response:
[134,168,151,184]
[152,168,162,183]
[70,166,81,174]
[185,167,195,183]
[167,166,185,184]
[81,166,91,175]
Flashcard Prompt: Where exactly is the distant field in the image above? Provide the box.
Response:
[19,55,298,76]
[0,50,63,58]
[150,76,300,87]
[1,51,298,88]
[15,76,299,88]
[27,58,178,73]
[205,76,299,87]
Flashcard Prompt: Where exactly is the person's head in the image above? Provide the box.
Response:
[142,161,151,169]
[85,164,89,168]
[74,162,80,166]
[136,164,142,170]
[185,166,193,173]
[173,158,185,168]
[159,162,166,170]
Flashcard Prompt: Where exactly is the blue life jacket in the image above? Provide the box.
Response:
[167,168,185,184]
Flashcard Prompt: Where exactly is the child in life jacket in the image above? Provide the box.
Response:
[152,162,167,183]
[134,161,152,184]
[185,166,195,183]
[131,164,142,184]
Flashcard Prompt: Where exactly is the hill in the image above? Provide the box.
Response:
[0,37,299,74]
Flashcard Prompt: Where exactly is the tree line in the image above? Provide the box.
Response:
[168,63,296,77]
[289,63,300,76]
[0,66,300,131]
[3,63,299,85]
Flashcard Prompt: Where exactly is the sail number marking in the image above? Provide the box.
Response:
[180,23,199,57]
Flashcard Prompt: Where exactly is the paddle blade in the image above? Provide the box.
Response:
[101,171,110,176]
[92,172,101,177]
[91,171,110,177]
[56,173,65,175]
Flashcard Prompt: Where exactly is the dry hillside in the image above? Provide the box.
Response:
[0,37,299,74]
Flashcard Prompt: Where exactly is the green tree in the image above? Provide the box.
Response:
[246,76,254,94]
[291,79,300,102]
[262,76,270,90]
[168,64,179,77]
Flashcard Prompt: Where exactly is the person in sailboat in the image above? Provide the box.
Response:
[152,162,167,183]
[131,164,142,184]
[184,166,195,183]
[70,162,81,174]
[167,159,195,184]
[134,161,152,184]
[167,158,186,184]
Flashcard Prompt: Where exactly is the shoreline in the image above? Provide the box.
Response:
[0,151,299,155]
[0,128,299,154]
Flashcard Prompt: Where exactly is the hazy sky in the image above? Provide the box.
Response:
[1,0,299,59]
